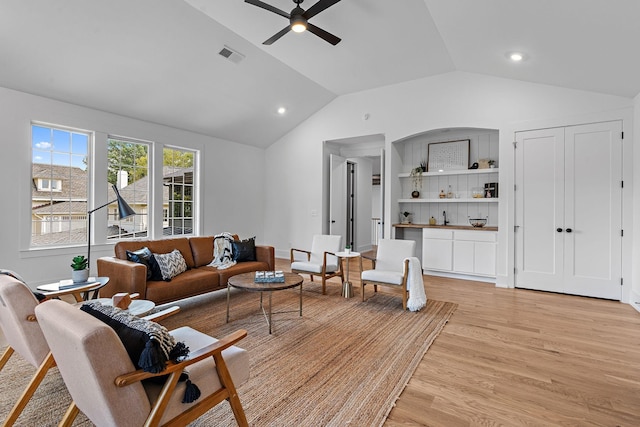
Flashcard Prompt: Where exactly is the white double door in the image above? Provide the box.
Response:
[515,121,622,300]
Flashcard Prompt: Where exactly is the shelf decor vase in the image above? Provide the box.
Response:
[411,190,420,198]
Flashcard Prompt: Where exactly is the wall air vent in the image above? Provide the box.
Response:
[218,45,245,64]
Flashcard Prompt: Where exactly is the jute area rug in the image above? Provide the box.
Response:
[0,282,456,426]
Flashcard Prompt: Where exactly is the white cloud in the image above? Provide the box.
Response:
[35,141,52,149]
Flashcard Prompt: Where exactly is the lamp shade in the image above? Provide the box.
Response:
[111,184,136,219]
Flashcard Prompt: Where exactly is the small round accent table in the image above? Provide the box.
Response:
[92,298,156,317]
[335,251,361,298]
[226,272,303,334]
[35,276,110,302]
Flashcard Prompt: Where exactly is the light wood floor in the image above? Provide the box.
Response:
[277,256,640,426]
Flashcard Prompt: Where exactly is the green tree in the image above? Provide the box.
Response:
[107,139,149,185]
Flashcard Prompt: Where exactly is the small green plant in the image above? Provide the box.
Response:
[402,211,411,218]
[71,255,88,271]
[409,167,423,190]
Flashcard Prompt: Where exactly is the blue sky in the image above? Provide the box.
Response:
[32,125,89,170]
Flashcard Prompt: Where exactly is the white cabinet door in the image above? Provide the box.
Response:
[423,239,453,271]
[474,242,496,276]
[515,121,622,300]
[453,241,474,273]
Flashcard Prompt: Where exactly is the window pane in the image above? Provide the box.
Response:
[107,138,149,240]
[163,147,196,237]
[31,124,89,247]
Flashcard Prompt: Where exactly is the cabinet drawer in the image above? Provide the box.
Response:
[423,229,454,240]
[454,230,497,242]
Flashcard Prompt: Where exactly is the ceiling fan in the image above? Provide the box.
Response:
[245,0,342,46]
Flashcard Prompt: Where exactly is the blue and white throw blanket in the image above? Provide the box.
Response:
[208,232,237,270]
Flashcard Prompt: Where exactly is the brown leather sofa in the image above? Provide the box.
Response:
[97,236,275,304]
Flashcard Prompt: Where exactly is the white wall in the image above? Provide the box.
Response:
[264,71,634,293]
[0,87,265,285]
[632,92,640,312]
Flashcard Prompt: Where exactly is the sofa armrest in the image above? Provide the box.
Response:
[96,257,148,298]
[255,245,275,271]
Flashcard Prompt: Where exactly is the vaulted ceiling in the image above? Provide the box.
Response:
[1,0,639,148]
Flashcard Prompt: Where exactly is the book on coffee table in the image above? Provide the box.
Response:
[255,270,285,283]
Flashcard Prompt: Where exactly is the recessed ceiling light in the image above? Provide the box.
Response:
[277,107,286,115]
[508,52,525,62]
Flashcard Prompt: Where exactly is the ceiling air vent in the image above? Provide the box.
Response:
[218,45,245,64]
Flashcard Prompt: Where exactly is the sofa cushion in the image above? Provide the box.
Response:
[126,247,163,281]
[115,240,152,261]
[153,249,188,281]
[189,236,215,267]
[146,238,196,269]
[231,237,256,262]
[145,269,220,304]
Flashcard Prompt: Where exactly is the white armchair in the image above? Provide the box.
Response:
[360,239,416,310]
[290,234,344,295]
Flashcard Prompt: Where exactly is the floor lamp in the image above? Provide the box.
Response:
[86,184,136,274]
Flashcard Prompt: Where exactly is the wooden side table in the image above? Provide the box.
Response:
[227,272,303,334]
[335,251,361,298]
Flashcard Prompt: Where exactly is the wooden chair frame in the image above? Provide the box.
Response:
[0,285,179,427]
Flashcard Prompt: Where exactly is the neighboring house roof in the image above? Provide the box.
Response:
[33,164,192,212]
[32,163,88,201]
[32,201,87,215]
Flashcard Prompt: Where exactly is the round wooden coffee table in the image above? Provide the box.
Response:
[226,272,303,334]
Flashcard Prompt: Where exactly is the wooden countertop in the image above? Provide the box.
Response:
[393,223,498,231]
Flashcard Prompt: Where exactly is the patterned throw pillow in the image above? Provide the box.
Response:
[153,249,187,281]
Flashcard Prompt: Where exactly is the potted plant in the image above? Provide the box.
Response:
[420,160,427,172]
[409,166,423,198]
[400,211,413,224]
[344,244,351,254]
[71,255,89,283]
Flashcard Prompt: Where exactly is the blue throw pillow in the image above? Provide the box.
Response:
[126,247,163,281]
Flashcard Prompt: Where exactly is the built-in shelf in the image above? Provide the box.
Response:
[398,168,499,178]
[398,198,499,203]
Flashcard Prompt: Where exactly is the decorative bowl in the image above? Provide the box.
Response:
[471,187,484,198]
[468,217,487,228]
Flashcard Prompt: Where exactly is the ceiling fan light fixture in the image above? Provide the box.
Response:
[291,16,307,33]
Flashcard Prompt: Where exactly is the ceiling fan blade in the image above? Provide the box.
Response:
[306,23,341,45]
[303,0,342,20]
[245,0,290,19]
[263,26,291,45]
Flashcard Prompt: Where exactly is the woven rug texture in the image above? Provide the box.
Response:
[0,282,456,426]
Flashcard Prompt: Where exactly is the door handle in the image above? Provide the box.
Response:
[331,220,336,224]
[557,228,563,232]
[566,228,572,233]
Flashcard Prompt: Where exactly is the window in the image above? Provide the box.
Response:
[107,137,149,240]
[36,178,62,191]
[163,147,195,236]
[31,123,90,247]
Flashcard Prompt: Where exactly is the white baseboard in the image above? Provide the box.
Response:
[423,270,496,284]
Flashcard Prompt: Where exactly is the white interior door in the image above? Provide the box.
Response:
[515,128,565,291]
[379,148,385,240]
[329,154,347,239]
[515,121,622,299]
[563,122,622,299]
